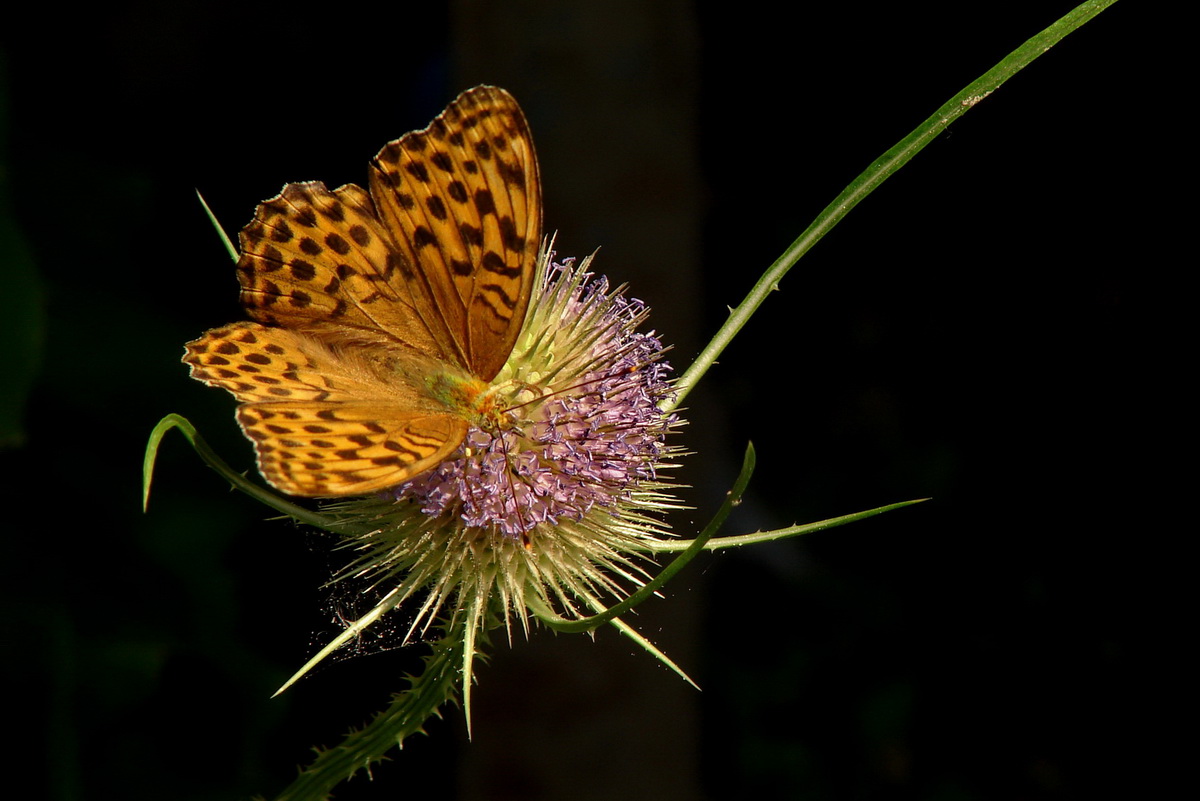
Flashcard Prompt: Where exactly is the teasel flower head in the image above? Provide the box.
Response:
[321,250,683,651]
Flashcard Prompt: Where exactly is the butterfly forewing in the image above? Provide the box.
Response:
[184,85,541,497]
[369,85,541,380]
[236,182,448,363]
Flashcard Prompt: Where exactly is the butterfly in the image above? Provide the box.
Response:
[183,86,542,497]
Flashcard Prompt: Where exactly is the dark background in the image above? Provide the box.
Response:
[2,2,1171,799]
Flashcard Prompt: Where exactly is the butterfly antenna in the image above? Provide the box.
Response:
[495,426,534,549]
[503,359,652,416]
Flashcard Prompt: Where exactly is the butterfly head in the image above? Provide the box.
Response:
[424,370,530,435]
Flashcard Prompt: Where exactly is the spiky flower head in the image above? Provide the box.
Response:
[323,250,682,644]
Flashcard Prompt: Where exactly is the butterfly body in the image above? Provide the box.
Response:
[184,86,542,497]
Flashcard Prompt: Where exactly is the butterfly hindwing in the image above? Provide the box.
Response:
[236,401,468,496]
[185,321,365,404]
[184,322,469,495]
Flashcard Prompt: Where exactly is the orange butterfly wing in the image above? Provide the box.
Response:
[184,86,542,496]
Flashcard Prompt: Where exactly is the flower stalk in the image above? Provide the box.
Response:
[669,0,1121,411]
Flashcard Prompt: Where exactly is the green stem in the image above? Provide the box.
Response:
[667,0,1120,412]
[271,615,470,801]
[645,498,929,553]
[534,443,755,634]
[196,190,238,261]
[142,414,367,535]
